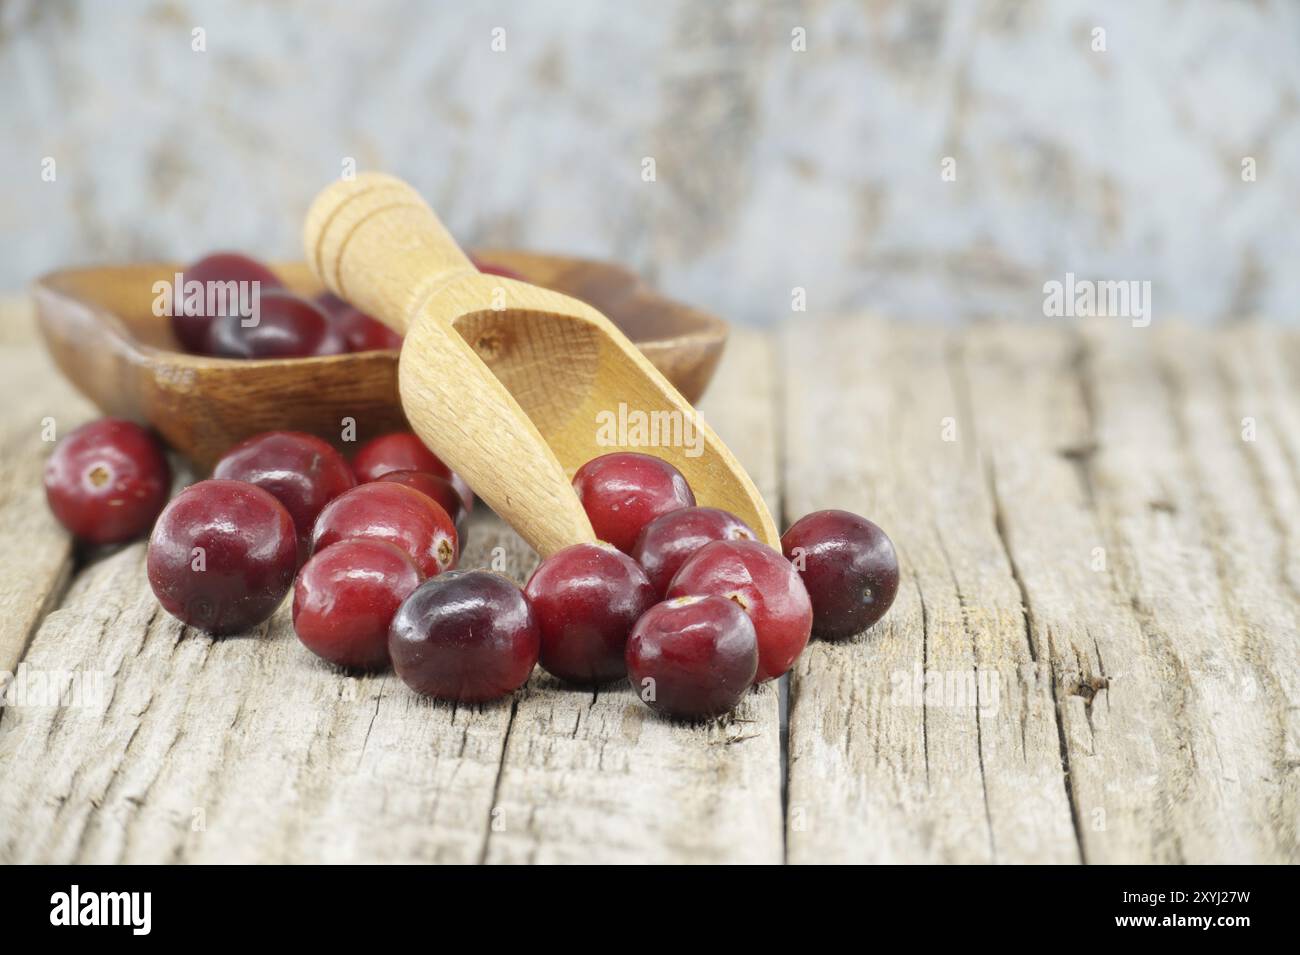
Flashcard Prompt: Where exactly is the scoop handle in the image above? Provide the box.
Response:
[304,172,475,334]
[303,172,596,557]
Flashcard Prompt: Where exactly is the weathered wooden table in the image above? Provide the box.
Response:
[1,300,1296,864]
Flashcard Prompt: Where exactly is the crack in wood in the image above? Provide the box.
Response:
[985,460,1086,864]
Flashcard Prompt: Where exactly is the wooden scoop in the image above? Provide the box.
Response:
[304,172,778,557]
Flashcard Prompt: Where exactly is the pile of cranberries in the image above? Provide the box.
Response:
[556,453,898,716]
[44,422,898,719]
[149,430,466,655]
[45,325,898,720]
[169,251,519,359]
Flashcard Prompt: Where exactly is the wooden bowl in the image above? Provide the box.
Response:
[32,251,728,469]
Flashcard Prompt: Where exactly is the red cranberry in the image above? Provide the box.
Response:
[469,256,526,281]
[172,252,283,353]
[374,470,467,531]
[351,432,473,512]
[310,481,457,578]
[571,452,695,553]
[335,308,403,352]
[315,290,403,349]
[314,292,352,317]
[389,571,539,702]
[781,509,899,639]
[631,506,756,598]
[208,289,346,359]
[626,595,758,719]
[524,542,655,685]
[44,418,171,544]
[351,431,447,481]
[666,539,812,683]
[147,479,297,634]
[212,430,355,560]
[292,539,422,670]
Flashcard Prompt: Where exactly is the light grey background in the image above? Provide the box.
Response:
[3,0,1298,324]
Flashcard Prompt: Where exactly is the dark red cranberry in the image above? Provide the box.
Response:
[389,571,539,702]
[571,452,695,553]
[208,289,346,359]
[147,479,297,635]
[469,256,526,281]
[631,506,756,598]
[314,292,353,317]
[626,595,758,719]
[351,431,473,511]
[44,418,171,544]
[292,538,422,670]
[212,431,355,560]
[172,252,283,353]
[351,431,447,482]
[781,509,899,639]
[374,470,467,531]
[310,481,457,578]
[666,539,812,683]
[315,292,403,349]
[335,308,403,352]
[524,542,655,685]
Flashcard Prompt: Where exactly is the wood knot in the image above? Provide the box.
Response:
[473,331,507,361]
[1065,673,1110,705]
[1057,441,1098,462]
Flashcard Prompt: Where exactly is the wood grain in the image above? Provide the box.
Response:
[781,317,1078,864]
[782,316,1300,864]
[0,328,781,864]
[0,300,96,675]
[1077,320,1299,862]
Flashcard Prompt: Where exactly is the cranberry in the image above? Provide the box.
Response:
[351,431,447,482]
[631,506,756,598]
[292,539,422,670]
[314,291,403,350]
[310,481,457,578]
[212,430,355,561]
[147,479,297,634]
[571,452,695,553]
[374,470,467,531]
[335,308,403,352]
[208,289,346,359]
[524,542,655,685]
[666,539,812,683]
[351,431,473,512]
[781,509,899,639]
[470,256,526,281]
[389,571,539,702]
[172,252,283,353]
[44,418,171,545]
[626,595,758,719]
[314,292,353,317]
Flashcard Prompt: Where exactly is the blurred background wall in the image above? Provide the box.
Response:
[3,0,1298,325]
